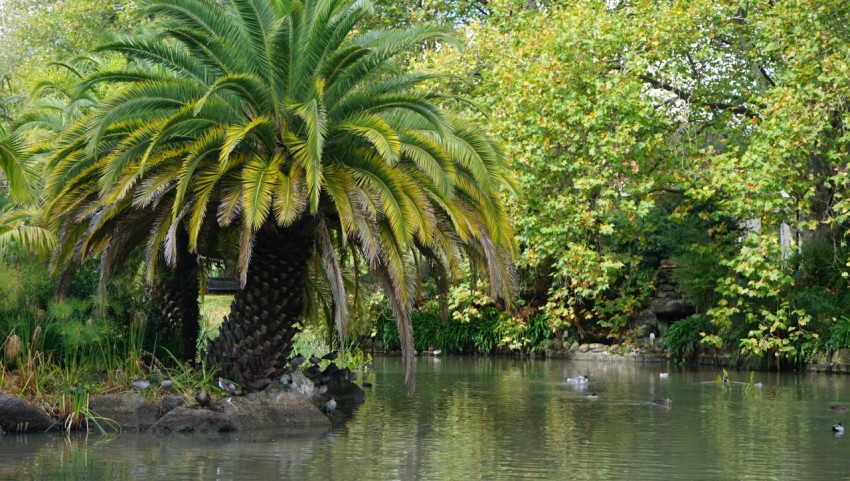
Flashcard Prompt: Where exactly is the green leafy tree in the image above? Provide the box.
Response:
[0,0,137,97]
[417,0,850,362]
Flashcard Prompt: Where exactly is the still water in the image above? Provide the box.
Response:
[2,357,849,480]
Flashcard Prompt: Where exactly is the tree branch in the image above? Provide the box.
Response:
[637,73,760,119]
[759,65,776,88]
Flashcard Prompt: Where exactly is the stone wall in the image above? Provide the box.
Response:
[635,259,696,338]
[808,349,850,374]
[546,342,667,363]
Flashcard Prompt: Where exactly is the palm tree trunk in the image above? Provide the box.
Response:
[176,234,201,361]
[206,222,315,390]
[146,229,201,362]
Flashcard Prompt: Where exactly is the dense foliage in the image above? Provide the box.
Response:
[3,0,850,376]
[409,0,850,364]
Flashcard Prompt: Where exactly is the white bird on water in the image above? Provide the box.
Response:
[566,375,589,384]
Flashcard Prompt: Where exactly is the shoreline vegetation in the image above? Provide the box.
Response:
[3,0,850,435]
[2,285,849,435]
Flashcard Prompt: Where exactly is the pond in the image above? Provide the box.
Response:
[1,356,848,480]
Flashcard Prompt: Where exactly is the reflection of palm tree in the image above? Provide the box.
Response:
[45,0,516,391]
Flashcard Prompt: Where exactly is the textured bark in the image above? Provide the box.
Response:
[206,223,315,390]
[147,229,201,361]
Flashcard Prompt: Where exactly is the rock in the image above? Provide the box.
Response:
[0,394,54,433]
[659,259,676,269]
[88,393,158,432]
[657,289,679,299]
[650,298,695,321]
[837,348,850,367]
[569,342,580,352]
[635,310,659,337]
[217,383,331,431]
[587,343,606,352]
[160,395,186,416]
[278,371,315,397]
[324,375,367,409]
[150,407,235,433]
[578,344,590,353]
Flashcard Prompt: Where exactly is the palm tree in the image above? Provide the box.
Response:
[0,206,55,260]
[0,75,32,204]
[46,0,517,390]
[21,58,204,360]
[0,127,32,204]
[0,85,50,259]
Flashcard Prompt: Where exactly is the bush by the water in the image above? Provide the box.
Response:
[375,303,550,355]
[663,315,712,362]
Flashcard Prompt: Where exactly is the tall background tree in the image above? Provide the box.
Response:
[414,0,850,364]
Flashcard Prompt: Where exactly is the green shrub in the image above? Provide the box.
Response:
[663,315,712,362]
[411,310,442,351]
[827,317,850,350]
[375,309,401,351]
[470,313,501,353]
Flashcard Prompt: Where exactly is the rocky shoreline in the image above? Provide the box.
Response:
[0,372,364,435]
[5,344,850,435]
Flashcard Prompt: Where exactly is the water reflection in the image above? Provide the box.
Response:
[2,357,850,480]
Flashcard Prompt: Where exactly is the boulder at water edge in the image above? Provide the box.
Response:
[0,394,54,433]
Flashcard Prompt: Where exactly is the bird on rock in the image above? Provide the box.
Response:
[217,377,241,396]
[323,398,337,415]
[290,354,306,368]
[195,391,211,406]
[131,379,151,391]
[323,363,340,376]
